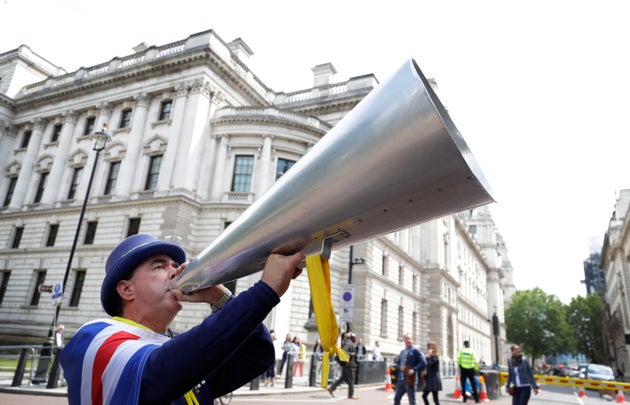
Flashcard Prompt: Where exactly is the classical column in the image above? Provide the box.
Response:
[210,134,229,201]
[171,79,212,192]
[41,111,77,206]
[256,134,273,195]
[157,83,189,191]
[116,93,150,197]
[9,119,45,209]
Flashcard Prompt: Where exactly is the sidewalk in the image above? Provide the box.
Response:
[1,373,512,403]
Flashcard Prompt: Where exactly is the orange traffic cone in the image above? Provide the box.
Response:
[452,374,462,399]
[479,375,490,402]
[384,367,394,392]
[578,387,587,398]
[617,390,627,403]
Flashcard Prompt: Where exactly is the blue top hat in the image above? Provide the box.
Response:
[101,234,186,316]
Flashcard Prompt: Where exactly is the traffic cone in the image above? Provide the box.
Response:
[578,387,587,398]
[617,390,626,403]
[479,375,490,402]
[384,367,394,392]
[452,374,462,399]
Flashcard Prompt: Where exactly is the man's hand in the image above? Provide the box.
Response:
[260,251,305,297]
[169,261,228,305]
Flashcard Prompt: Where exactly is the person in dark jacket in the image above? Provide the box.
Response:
[506,344,540,405]
[60,234,304,405]
[422,341,442,405]
[327,332,359,399]
[394,332,427,405]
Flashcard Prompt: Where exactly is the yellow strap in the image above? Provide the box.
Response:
[306,254,349,388]
[184,390,199,405]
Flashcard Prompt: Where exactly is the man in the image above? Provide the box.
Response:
[457,340,480,403]
[60,233,304,405]
[54,324,65,348]
[328,332,359,399]
[394,333,427,405]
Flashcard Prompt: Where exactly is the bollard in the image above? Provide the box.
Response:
[309,353,317,387]
[47,349,62,389]
[285,354,294,388]
[11,348,29,387]
[249,374,260,390]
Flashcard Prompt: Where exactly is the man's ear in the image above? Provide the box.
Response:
[116,280,135,302]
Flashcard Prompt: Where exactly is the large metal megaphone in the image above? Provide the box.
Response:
[174,59,494,293]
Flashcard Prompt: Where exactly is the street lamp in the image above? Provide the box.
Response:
[346,245,365,332]
[46,125,110,388]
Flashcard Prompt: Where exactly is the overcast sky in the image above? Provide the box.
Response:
[3,0,630,303]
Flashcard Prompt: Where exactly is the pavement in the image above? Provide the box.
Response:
[0,373,513,403]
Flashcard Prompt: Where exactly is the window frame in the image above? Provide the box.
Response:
[231,155,254,193]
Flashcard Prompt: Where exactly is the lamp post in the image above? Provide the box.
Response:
[346,245,365,332]
[46,126,110,389]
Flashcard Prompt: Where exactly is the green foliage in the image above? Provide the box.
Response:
[505,288,576,361]
[566,294,606,363]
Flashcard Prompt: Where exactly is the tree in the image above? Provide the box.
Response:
[505,288,575,362]
[566,294,606,363]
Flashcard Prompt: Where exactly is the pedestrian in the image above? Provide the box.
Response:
[292,336,306,377]
[59,233,304,405]
[394,332,427,405]
[422,341,442,405]
[372,340,382,361]
[327,332,359,399]
[457,340,480,403]
[54,325,65,349]
[356,338,367,360]
[277,333,293,375]
[264,330,277,387]
[506,344,540,404]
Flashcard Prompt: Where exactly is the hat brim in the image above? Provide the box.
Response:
[101,240,186,316]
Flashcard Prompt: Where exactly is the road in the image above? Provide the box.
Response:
[1,383,624,405]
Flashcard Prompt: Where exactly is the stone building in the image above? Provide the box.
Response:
[0,29,512,363]
[601,190,630,373]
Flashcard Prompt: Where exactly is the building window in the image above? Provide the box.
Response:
[11,226,24,248]
[144,155,162,190]
[104,161,120,195]
[46,224,59,247]
[127,217,141,237]
[159,100,173,121]
[67,167,83,199]
[413,311,419,341]
[382,254,389,276]
[399,265,404,285]
[380,299,388,337]
[30,270,46,306]
[20,130,32,149]
[276,158,295,180]
[3,177,17,207]
[34,171,49,203]
[398,305,404,339]
[84,117,96,136]
[50,123,63,143]
[119,108,132,128]
[69,270,86,307]
[0,271,10,305]
[84,221,98,245]
[231,155,254,192]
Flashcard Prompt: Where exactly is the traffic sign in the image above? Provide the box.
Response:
[51,283,63,305]
[339,284,355,323]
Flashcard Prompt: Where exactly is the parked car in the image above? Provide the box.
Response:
[579,363,615,382]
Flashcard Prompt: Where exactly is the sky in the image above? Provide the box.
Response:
[2,0,630,304]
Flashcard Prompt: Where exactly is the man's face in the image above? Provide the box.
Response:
[404,335,413,348]
[124,254,183,317]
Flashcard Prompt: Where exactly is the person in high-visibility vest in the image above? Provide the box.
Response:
[457,340,480,403]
